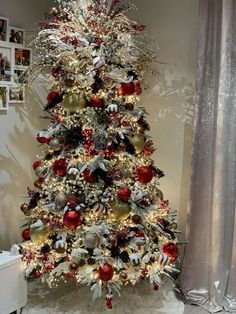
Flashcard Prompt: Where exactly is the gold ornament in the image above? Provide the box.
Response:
[30,224,50,244]
[129,134,145,154]
[55,191,67,210]
[20,203,31,216]
[110,199,131,220]
[84,232,99,249]
[119,271,128,282]
[64,75,75,87]
[63,93,87,113]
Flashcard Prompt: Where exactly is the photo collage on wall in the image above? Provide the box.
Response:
[0,17,31,111]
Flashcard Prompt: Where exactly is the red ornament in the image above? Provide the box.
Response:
[162,242,178,261]
[63,210,82,230]
[117,187,131,202]
[52,158,67,176]
[32,160,44,170]
[83,169,96,183]
[104,145,115,158]
[153,282,159,290]
[118,82,135,96]
[22,228,31,241]
[90,96,104,108]
[51,67,64,78]
[136,166,154,184]
[47,91,60,103]
[135,230,145,247]
[98,263,114,281]
[34,271,41,279]
[105,294,113,309]
[68,196,78,209]
[36,133,52,144]
[135,81,142,95]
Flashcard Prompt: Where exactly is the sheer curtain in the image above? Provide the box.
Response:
[178,0,236,312]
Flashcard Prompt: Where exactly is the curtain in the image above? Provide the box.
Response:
[178,0,236,312]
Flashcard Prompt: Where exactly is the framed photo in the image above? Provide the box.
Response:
[0,86,9,110]
[15,48,31,67]
[0,17,9,42]
[13,68,26,84]
[0,44,13,84]
[9,26,25,45]
[9,86,25,103]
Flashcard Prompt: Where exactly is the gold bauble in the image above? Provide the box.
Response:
[84,232,99,249]
[20,203,31,216]
[63,93,87,113]
[119,271,128,282]
[55,191,67,210]
[110,199,131,220]
[64,75,75,87]
[129,134,145,154]
[30,225,50,244]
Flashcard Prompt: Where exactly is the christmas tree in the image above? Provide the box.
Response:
[16,0,179,309]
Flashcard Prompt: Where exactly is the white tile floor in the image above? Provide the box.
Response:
[22,280,228,314]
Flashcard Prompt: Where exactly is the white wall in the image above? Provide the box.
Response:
[0,0,198,250]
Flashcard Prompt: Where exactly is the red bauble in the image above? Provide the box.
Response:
[37,134,52,144]
[118,82,135,96]
[117,187,131,202]
[34,271,41,279]
[90,96,104,108]
[136,166,154,184]
[98,263,114,281]
[22,228,31,241]
[47,91,60,103]
[83,169,96,183]
[63,210,82,230]
[104,145,115,158]
[135,81,142,95]
[32,160,44,170]
[52,158,67,176]
[162,242,178,260]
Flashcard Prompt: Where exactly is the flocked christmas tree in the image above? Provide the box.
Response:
[16,0,180,309]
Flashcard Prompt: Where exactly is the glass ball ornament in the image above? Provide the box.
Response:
[64,75,75,87]
[84,232,99,249]
[34,165,47,178]
[30,224,50,244]
[63,210,82,230]
[63,93,87,113]
[20,203,31,216]
[22,228,31,241]
[55,191,68,210]
[136,166,154,184]
[49,138,61,151]
[109,199,131,220]
[118,82,135,96]
[129,134,145,154]
[98,263,114,281]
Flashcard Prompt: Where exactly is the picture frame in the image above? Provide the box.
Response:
[9,86,25,103]
[0,17,9,42]
[9,26,25,45]
[0,43,14,85]
[13,68,26,84]
[14,48,31,67]
[0,85,9,110]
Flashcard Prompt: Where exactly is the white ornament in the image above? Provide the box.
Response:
[158,253,170,266]
[106,104,119,113]
[129,253,141,266]
[93,56,105,69]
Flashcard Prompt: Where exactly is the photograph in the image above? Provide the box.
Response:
[13,68,26,84]
[0,86,9,110]
[0,45,13,83]
[0,17,8,42]
[9,26,24,45]
[15,48,31,67]
[9,86,25,103]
